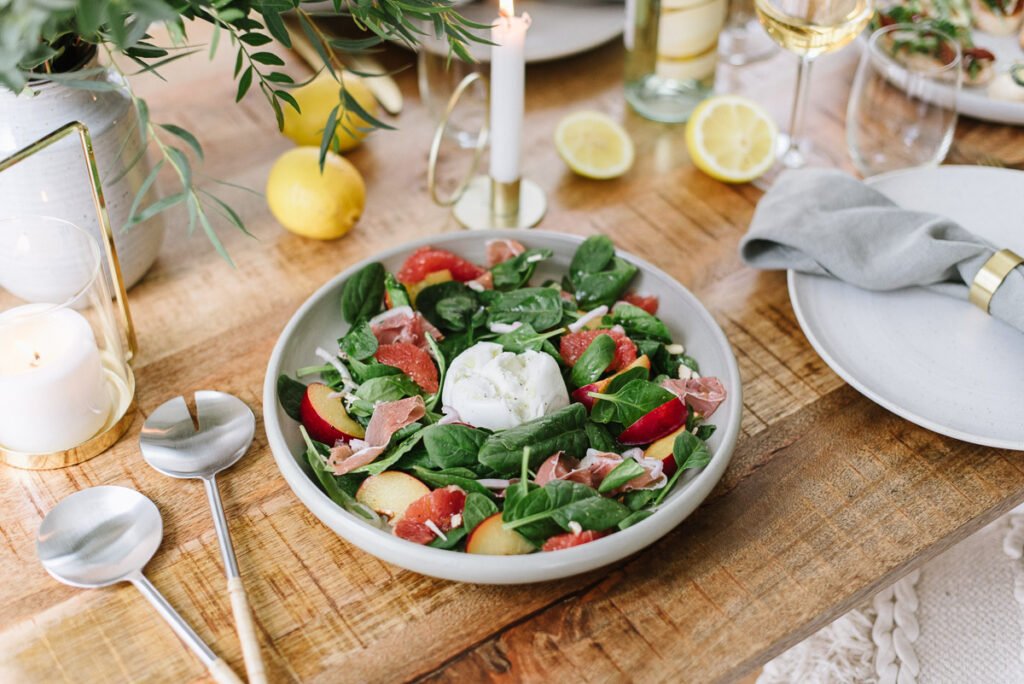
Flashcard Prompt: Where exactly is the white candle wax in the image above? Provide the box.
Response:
[489,2,531,184]
[0,304,111,453]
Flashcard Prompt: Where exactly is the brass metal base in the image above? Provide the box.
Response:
[453,176,547,230]
[0,368,136,470]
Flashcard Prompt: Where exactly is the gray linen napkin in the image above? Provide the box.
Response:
[740,169,1023,332]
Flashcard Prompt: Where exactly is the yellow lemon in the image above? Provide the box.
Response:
[554,111,635,180]
[685,95,777,184]
[282,71,378,152]
[266,147,366,240]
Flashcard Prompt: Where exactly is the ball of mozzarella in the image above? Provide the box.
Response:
[441,342,569,431]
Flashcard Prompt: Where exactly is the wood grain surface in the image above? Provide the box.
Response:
[2,18,1023,684]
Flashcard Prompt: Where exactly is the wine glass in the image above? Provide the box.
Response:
[720,0,778,66]
[754,0,874,169]
[847,24,961,176]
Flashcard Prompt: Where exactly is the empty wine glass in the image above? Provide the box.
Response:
[847,23,961,176]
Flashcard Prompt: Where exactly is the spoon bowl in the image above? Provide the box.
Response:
[37,486,162,588]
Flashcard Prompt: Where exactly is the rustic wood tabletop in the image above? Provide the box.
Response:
[2,19,1023,684]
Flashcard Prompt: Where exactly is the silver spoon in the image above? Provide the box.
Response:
[37,486,242,684]
[139,391,266,684]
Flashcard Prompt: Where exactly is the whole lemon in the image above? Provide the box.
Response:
[266,147,366,240]
[282,71,378,152]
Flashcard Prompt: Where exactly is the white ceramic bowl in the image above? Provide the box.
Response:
[262,230,742,584]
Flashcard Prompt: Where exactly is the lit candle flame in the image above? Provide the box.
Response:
[499,0,514,17]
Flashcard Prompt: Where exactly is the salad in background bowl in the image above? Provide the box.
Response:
[263,230,742,583]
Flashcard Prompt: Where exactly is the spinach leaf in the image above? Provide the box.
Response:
[597,457,647,494]
[477,403,589,476]
[492,322,564,354]
[569,333,615,388]
[462,492,499,534]
[695,424,717,441]
[339,320,379,361]
[618,510,653,530]
[410,466,496,499]
[384,272,411,309]
[491,248,553,290]
[574,257,638,310]
[277,374,306,422]
[423,423,487,469]
[570,235,614,279]
[424,334,446,412]
[347,358,402,383]
[611,303,672,343]
[352,426,425,476]
[438,330,474,361]
[416,281,478,330]
[435,292,483,332]
[486,287,564,332]
[428,527,467,549]
[300,427,383,527]
[341,262,385,324]
[588,378,676,427]
[623,489,658,511]
[504,480,630,542]
[502,447,538,522]
[653,431,712,506]
[584,419,619,452]
[354,374,421,404]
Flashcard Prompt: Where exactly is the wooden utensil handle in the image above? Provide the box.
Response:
[209,657,244,684]
[229,576,267,684]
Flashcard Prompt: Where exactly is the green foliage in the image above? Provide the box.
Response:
[0,0,484,260]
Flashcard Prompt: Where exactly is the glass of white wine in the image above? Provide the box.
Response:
[754,0,874,169]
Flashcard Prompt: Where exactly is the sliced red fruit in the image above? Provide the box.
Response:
[623,293,659,315]
[542,529,609,551]
[374,342,439,393]
[560,328,637,372]
[644,424,690,478]
[300,382,366,444]
[397,246,486,284]
[618,398,687,446]
[394,485,467,544]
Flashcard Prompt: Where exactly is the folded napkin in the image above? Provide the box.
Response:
[740,169,1024,333]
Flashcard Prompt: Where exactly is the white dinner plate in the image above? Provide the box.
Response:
[408,1,625,63]
[789,166,1024,450]
[263,230,742,584]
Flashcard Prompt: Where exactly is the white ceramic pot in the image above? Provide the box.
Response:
[0,52,165,290]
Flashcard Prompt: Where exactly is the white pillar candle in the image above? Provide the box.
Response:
[0,304,111,453]
[489,0,531,184]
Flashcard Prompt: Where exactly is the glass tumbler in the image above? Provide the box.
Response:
[847,24,961,177]
[417,50,488,148]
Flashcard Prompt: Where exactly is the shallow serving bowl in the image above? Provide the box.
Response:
[262,229,742,584]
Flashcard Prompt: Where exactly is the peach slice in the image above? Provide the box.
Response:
[572,355,651,410]
[617,398,687,446]
[406,269,453,307]
[356,471,431,521]
[465,514,535,555]
[300,382,366,444]
[644,424,690,478]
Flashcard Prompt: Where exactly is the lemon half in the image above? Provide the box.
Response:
[554,111,635,180]
[685,95,777,184]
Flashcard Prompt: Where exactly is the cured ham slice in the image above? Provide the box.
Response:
[369,306,443,350]
[329,396,425,475]
[661,377,726,418]
[534,449,666,493]
[486,238,526,265]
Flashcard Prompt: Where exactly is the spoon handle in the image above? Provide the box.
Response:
[205,477,268,684]
[130,574,243,684]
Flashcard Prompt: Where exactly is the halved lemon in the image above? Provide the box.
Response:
[685,95,777,184]
[554,111,635,180]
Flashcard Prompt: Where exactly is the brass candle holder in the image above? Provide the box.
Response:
[427,72,547,230]
[0,121,138,470]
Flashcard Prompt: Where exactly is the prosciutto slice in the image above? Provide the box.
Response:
[534,449,666,493]
[369,306,443,350]
[661,377,726,418]
[486,238,526,265]
[329,396,425,475]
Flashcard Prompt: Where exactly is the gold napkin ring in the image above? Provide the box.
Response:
[968,248,1023,313]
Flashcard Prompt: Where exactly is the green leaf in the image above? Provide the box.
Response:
[477,404,589,476]
[416,281,478,331]
[570,235,615,279]
[126,159,163,226]
[584,419,619,452]
[570,334,615,388]
[239,32,274,46]
[328,35,386,51]
[129,191,185,226]
[490,248,553,290]
[653,431,711,506]
[588,366,652,423]
[301,427,383,526]
[491,323,564,355]
[318,105,340,169]
[598,458,647,494]
[611,303,671,343]
[423,334,446,412]
[341,262,385,324]
[618,510,653,530]
[462,492,499,535]
[410,466,496,499]
[422,424,487,470]
[339,320,379,361]
[588,379,676,428]
[354,374,420,404]
[352,427,425,476]
[277,374,307,422]
[275,89,300,113]
[196,202,235,267]
[262,9,293,48]
[695,424,717,441]
[341,86,395,130]
[236,66,254,101]
[298,12,336,78]
[251,50,285,65]
[503,480,628,542]
[486,287,564,332]
[157,124,204,160]
[574,257,638,310]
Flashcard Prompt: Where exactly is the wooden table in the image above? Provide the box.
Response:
[3,21,1023,684]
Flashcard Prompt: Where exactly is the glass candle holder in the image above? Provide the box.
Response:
[0,216,135,469]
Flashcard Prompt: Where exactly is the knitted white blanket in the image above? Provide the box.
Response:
[758,508,1024,684]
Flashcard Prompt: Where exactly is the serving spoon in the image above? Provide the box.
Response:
[139,391,266,684]
[36,486,242,684]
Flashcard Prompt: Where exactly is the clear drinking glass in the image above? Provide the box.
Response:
[625,0,730,123]
[847,24,961,176]
[719,0,778,66]
[754,0,874,169]
[417,50,488,148]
